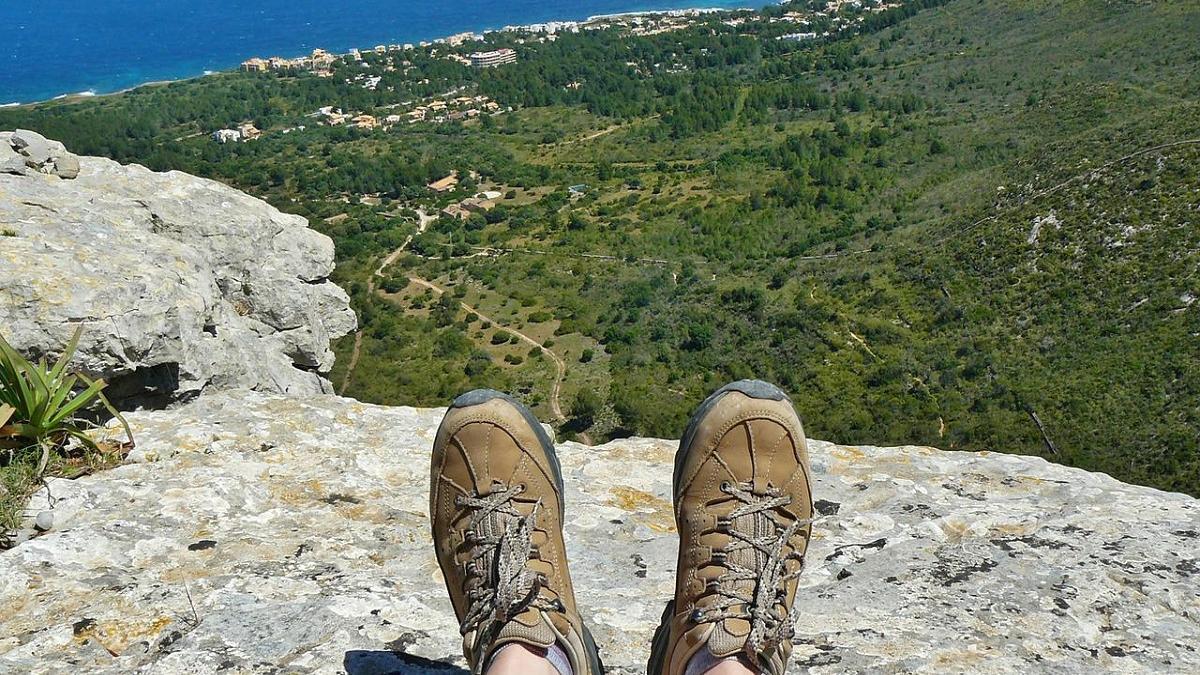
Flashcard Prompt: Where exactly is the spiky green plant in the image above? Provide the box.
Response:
[0,327,133,475]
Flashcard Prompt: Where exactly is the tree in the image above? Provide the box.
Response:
[569,389,603,430]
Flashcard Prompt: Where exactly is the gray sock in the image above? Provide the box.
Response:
[684,648,749,675]
[545,641,573,675]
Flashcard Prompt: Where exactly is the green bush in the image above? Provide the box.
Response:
[1,328,135,545]
[0,327,133,475]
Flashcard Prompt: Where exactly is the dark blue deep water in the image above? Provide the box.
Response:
[1,0,755,105]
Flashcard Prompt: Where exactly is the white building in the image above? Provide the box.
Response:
[469,48,517,68]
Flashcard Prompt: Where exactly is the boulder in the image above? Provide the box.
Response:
[9,129,52,168]
[0,155,25,176]
[8,129,49,154]
[0,132,357,407]
[50,153,79,179]
[0,391,1195,673]
[2,130,81,178]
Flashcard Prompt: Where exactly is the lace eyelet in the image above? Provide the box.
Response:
[720,481,733,492]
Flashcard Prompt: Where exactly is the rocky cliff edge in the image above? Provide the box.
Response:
[0,130,356,406]
[0,391,1196,674]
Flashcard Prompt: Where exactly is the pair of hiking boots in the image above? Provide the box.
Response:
[430,380,815,675]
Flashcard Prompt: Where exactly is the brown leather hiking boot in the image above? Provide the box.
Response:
[431,389,604,675]
[647,380,815,675]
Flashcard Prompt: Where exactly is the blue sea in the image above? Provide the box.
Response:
[1,0,758,105]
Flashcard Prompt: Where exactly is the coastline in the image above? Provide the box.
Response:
[2,1,758,108]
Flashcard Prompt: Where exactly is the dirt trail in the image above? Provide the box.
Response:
[562,115,657,145]
[339,209,590,443]
[338,209,435,394]
[406,276,590,444]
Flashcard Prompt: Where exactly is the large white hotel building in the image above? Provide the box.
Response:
[469,48,517,68]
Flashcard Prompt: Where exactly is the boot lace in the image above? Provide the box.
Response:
[456,481,562,637]
[693,480,816,659]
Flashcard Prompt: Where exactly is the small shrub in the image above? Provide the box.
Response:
[504,354,524,365]
[1,328,134,545]
[0,327,133,475]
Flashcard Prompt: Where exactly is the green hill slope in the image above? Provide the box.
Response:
[2,0,1196,493]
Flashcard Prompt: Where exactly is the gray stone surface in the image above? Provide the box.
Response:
[1,130,76,178]
[11,128,52,166]
[50,153,79,179]
[1,391,1196,673]
[0,155,26,177]
[0,133,357,405]
[32,512,53,532]
[9,130,51,156]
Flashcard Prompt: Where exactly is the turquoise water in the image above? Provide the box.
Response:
[1,0,756,105]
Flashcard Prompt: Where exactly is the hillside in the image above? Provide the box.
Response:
[2,391,1197,673]
[1,0,1196,494]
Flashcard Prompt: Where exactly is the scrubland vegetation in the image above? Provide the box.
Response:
[4,0,1197,494]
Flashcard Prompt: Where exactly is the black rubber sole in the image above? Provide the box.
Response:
[645,599,675,675]
[581,623,606,674]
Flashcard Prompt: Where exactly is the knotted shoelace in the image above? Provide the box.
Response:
[456,482,561,638]
[693,480,817,660]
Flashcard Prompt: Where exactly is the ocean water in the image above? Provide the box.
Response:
[1,0,756,105]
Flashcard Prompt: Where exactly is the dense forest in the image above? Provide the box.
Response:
[3,0,1197,495]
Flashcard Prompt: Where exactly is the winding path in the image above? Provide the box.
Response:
[338,208,590,443]
[338,209,435,394]
[405,276,589,444]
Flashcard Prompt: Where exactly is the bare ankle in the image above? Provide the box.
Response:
[685,650,758,675]
[485,643,560,675]
[700,660,757,675]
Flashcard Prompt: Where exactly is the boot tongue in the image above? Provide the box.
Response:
[491,607,557,650]
[705,617,751,657]
[704,501,765,658]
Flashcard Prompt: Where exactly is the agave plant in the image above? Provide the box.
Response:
[0,327,133,475]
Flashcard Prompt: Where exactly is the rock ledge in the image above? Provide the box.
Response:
[0,134,357,405]
[0,391,1197,673]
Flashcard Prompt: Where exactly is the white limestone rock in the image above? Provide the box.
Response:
[1,130,76,178]
[0,133,357,405]
[0,391,1195,673]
